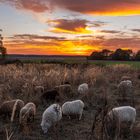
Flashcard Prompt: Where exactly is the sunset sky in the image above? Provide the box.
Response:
[0,0,140,56]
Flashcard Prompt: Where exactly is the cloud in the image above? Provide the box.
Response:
[4,33,140,55]
[5,34,66,47]
[48,19,94,34]
[12,34,65,40]
[0,0,48,13]
[89,21,106,27]
[100,30,121,34]
[131,29,140,32]
[101,37,140,51]
[49,0,140,16]
[1,0,140,15]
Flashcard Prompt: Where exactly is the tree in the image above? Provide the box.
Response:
[135,50,140,60]
[112,48,132,61]
[89,49,112,60]
[101,49,112,57]
[0,31,7,59]
[89,51,104,60]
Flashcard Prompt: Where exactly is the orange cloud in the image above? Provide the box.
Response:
[50,0,140,16]
[48,19,93,34]
[4,34,140,55]
[1,0,140,16]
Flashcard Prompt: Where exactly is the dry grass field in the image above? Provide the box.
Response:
[0,64,140,140]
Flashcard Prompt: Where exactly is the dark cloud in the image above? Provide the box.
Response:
[1,0,140,15]
[89,21,106,27]
[48,19,106,34]
[131,29,140,32]
[101,37,140,50]
[48,19,88,33]
[0,0,48,13]
[100,30,121,34]
[5,34,66,47]
[49,0,140,15]
[12,34,65,40]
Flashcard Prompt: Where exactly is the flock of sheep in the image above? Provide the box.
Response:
[0,75,137,139]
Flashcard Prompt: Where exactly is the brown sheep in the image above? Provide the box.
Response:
[19,102,36,125]
[0,99,24,122]
[34,86,44,95]
[40,89,60,104]
[55,84,72,98]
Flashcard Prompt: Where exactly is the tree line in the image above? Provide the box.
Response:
[0,30,7,60]
[88,49,140,61]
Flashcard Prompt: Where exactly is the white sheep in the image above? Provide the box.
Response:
[19,102,36,125]
[105,106,136,140]
[62,100,84,120]
[78,83,89,95]
[119,80,132,87]
[121,76,131,81]
[41,104,62,134]
[118,80,133,99]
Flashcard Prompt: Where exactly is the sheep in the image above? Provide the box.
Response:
[55,84,72,98]
[121,76,131,81]
[104,106,136,140]
[62,100,84,120]
[40,89,60,104]
[0,99,24,122]
[118,80,133,102]
[78,83,89,95]
[19,102,36,125]
[34,86,44,95]
[41,104,62,134]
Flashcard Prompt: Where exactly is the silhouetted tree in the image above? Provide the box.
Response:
[0,31,7,59]
[135,50,140,60]
[89,51,104,60]
[89,49,112,60]
[101,49,112,57]
[112,48,132,60]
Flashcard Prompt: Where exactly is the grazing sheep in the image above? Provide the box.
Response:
[0,99,24,122]
[40,89,59,103]
[55,84,72,98]
[19,102,36,125]
[118,80,133,100]
[104,106,136,140]
[78,83,89,95]
[121,76,131,81]
[34,86,44,95]
[62,100,84,120]
[61,81,70,85]
[41,104,62,134]
[138,74,140,80]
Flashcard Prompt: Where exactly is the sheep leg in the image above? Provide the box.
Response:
[79,109,84,120]
[32,115,35,122]
[130,123,134,140]
[79,112,82,120]
[130,123,134,130]
[68,115,71,120]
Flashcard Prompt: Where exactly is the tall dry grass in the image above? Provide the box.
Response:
[0,64,139,140]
